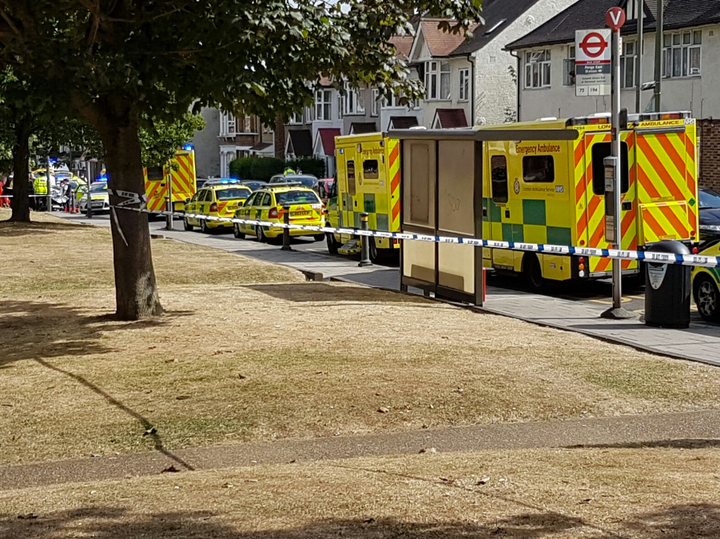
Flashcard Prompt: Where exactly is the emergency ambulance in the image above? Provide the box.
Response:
[326,133,401,261]
[481,112,699,288]
[144,146,197,214]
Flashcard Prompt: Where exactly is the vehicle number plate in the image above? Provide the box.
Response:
[293,211,310,217]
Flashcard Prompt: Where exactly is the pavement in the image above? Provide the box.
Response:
[55,211,720,367]
[3,410,720,491]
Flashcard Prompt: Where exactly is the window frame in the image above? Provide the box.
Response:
[371,89,380,117]
[343,86,365,116]
[620,40,637,89]
[563,46,576,86]
[663,30,702,78]
[458,68,470,102]
[363,159,380,180]
[524,50,552,89]
[315,89,332,122]
[219,111,237,136]
[347,160,356,196]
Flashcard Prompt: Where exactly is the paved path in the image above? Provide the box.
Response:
[56,213,720,366]
[2,410,720,491]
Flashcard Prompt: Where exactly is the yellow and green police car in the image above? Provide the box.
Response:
[233,184,326,243]
[183,179,251,233]
[693,240,720,322]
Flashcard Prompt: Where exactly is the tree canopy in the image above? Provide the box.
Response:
[0,0,482,319]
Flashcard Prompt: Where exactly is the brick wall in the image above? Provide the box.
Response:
[699,120,720,192]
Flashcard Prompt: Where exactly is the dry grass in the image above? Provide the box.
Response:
[3,209,720,466]
[2,446,720,538]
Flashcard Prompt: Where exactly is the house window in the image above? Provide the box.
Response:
[371,89,380,117]
[525,50,551,89]
[663,31,702,78]
[620,41,636,88]
[425,61,451,100]
[564,46,575,86]
[343,86,365,116]
[220,111,236,136]
[315,90,332,121]
[288,111,303,125]
[459,68,470,102]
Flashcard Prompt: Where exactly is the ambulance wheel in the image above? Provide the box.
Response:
[523,255,545,291]
[256,226,266,243]
[694,275,720,322]
[313,234,326,242]
[233,224,245,239]
[369,238,380,263]
[183,218,193,232]
[326,232,340,255]
[201,219,211,234]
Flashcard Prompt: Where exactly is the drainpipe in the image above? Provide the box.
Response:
[466,53,476,126]
[509,50,521,122]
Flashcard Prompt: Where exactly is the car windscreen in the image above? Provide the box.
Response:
[275,190,321,206]
[700,188,720,209]
[90,183,108,193]
[216,188,251,201]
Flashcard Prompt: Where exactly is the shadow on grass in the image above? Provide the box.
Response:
[1,505,719,538]
[0,299,195,471]
[244,282,434,305]
[568,438,720,450]
[0,220,86,237]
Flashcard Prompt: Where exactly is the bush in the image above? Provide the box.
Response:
[228,156,327,182]
[287,157,326,178]
[228,157,253,180]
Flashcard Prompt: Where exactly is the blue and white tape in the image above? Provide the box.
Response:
[116,204,720,269]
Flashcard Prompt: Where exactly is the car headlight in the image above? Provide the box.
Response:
[700,225,720,232]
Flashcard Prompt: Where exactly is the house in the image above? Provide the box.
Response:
[506,0,720,121]
[407,0,579,127]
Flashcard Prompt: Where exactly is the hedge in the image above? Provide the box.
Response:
[229,156,327,182]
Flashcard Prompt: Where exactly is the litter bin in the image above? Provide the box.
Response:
[644,240,691,328]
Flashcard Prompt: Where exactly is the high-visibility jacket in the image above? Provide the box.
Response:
[34,177,48,195]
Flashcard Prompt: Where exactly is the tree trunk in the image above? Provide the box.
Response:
[274,115,286,160]
[10,116,31,223]
[93,101,163,320]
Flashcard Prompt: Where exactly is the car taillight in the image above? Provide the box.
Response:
[692,246,699,254]
[209,202,218,212]
[268,207,279,219]
[578,257,586,271]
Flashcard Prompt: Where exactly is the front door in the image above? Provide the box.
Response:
[487,152,514,269]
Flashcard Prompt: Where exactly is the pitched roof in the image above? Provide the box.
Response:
[506,0,720,51]
[315,128,341,156]
[388,116,420,129]
[452,0,545,56]
[417,19,480,58]
[433,109,469,129]
[349,122,379,135]
[287,129,313,157]
[389,36,414,62]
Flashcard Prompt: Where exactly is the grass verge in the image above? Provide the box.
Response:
[2,209,720,466]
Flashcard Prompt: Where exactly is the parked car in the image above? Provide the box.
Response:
[241,180,268,191]
[699,187,720,241]
[77,182,110,213]
[692,239,720,322]
[183,179,252,233]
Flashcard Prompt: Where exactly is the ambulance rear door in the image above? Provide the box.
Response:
[581,129,639,276]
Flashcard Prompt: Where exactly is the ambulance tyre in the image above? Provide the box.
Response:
[326,232,340,255]
[256,226,266,243]
[694,275,720,322]
[233,224,245,239]
[523,254,545,291]
[313,234,326,242]
[201,219,211,234]
[183,218,193,231]
[369,238,380,263]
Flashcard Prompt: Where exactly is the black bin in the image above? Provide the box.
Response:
[644,240,691,328]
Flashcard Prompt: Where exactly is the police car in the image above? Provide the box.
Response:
[233,183,326,243]
[183,179,252,233]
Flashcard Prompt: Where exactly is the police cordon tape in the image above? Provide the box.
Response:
[108,199,720,270]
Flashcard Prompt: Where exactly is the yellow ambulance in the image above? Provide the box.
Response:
[481,112,699,288]
[327,133,401,261]
[144,146,197,214]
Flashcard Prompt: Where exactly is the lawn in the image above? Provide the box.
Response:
[2,209,720,465]
[2,446,720,538]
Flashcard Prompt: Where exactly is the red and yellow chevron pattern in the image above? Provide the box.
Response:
[388,139,401,233]
[144,150,197,212]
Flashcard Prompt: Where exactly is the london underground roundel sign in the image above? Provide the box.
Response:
[578,32,609,59]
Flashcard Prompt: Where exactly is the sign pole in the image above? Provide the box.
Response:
[602,7,636,320]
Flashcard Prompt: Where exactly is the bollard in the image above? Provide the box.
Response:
[165,195,174,230]
[358,212,372,267]
[281,205,292,251]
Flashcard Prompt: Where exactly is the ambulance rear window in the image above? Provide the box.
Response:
[216,188,251,201]
[591,142,629,195]
[147,167,164,181]
[523,156,555,183]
